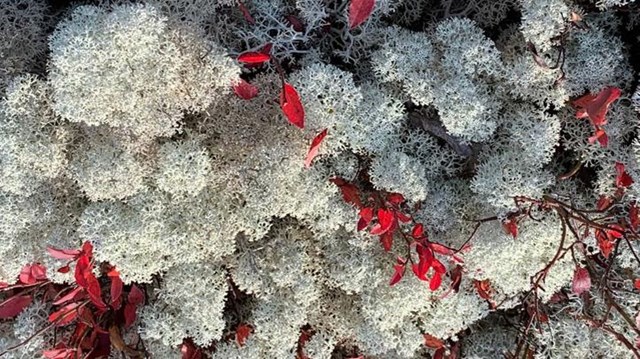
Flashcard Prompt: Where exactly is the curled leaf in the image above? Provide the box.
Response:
[47,247,81,260]
[280,83,305,128]
[304,128,328,168]
[571,267,591,295]
[573,86,621,126]
[348,0,375,30]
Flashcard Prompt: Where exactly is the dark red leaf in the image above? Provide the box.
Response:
[571,267,591,295]
[53,287,85,306]
[411,224,424,239]
[502,219,518,238]
[357,207,374,231]
[180,340,202,359]
[330,178,362,208]
[286,15,304,32]
[110,275,123,309]
[47,247,81,260]
[370,208,394,235]
[348,0,375,30]
[128,285,145,306]
[433,348,445,359]
[233,79,259,100]
[0,295,32,319]
[304,128,328,168]
[237,52,271,65]
[429,272,442,291]
[260,43,273,55]
[597,195,612,211]
[615,162,634,188]
[450,265,463,292]
[235,324,252,347]
[389,263,405,286]
[386,193,405,205]
[124,303,137,329]
[280,83,305,129]
[49,302,81,326]
[573,87,621,126]
[237,1,255,24]
[379,231,394,252]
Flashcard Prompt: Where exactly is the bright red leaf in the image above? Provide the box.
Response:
[423,334,445,349]
[348,0,375,29]
[280,83,305,128]
[233,79,259,100]
[429,272,443,291]
[0,295,32,319]
[237,52,271,65]
[370,208,394,235]
[379,231,393,252]
[86,275,106,310]
[47,247,81,260]
[572,267,591,295]
[389,263,405,286]
[634,278,640,290]
[357,207,374,231]
[304,128,328,168]
[74,255,91,288]
[597,195,612,211]
[615,162,634,188]
[411,223,424,239]
[386,193,405,205]
[430,243,453,256]
[236,324,252,347]
[596,229,616,258]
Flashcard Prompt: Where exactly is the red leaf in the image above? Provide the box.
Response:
[32,264,47,280]
[124,303,137,329]
[128,285,145,306]
[74,255,91,288]
[47,247,81,260]
[430,243,453,256]
[411,224,424,239]
[280,83,305,128]
[304,128,328,168]
[43,348,77,359]
[615,162,634,188]
[395,211,412,223]
[233,79,259,100]
[588,128,608,147]
[237,1,255,24]
[423,334,445,349]
[370,208,394,235]
[286,15,304,32]
[237,52,271,65]
[629,203,639,230]
[389,263,405,286]
[235,324,252,347]
[110,275,123,309]
[411,259,430,281]
[53,287,85,306]
[81,242,93,257]
[573,87,621,126]
[379,231,394,252]
[0,295,32,319]
[433,348,445,359]
[330,178,362,208]
[597,195,612,211]
[19,264,47,284]
[572,267,591,295]
[596,229,615,258]
[180,340,202,359]
[429,272,442,291]
[357,207,374,231]
[634,278,640,290]
[502,219,518,238]
[432,259,446,274]
[49,302,81,326]
[386,193,405,205]
[86,275,107,310]
[348,0,375,29]
[474,279,492,300]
